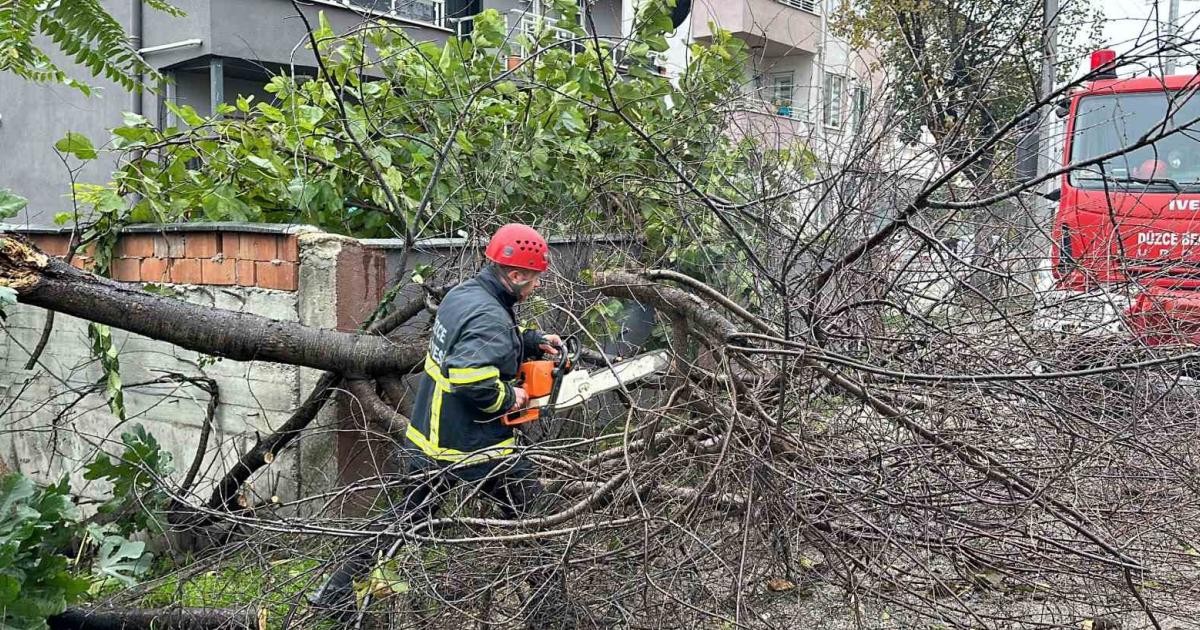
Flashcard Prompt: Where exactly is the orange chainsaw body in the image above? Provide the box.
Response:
[502,353,572,426]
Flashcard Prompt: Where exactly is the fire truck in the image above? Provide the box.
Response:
[1048,49,1200,345]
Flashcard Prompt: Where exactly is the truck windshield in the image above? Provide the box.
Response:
[1070,90,1200,191]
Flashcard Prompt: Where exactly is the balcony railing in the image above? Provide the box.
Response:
[778,0,820,14]
[453,10,669,74]
[513,10,580,56]
[349,0,445,27]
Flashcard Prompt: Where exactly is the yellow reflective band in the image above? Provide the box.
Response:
[447,365,500,384]
[425,355,499,389]
[405,424,516,464]
[432,378,444,446]
[424,355,452,391]
[482,380,507,414]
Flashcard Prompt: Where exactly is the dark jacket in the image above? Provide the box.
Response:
[404,266,546,466]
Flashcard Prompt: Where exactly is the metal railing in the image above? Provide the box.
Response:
[351,0,446,27]
[778,0,820,14]
[451,10,670,75]
[512,10,579,56]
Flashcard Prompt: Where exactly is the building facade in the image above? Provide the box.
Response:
[687,0,881,157]
[0,0,625,225]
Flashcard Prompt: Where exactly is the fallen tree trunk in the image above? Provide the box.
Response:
[48,607,262,630]
[0,235,423,376]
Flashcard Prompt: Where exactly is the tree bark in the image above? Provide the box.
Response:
[48,607,262,630]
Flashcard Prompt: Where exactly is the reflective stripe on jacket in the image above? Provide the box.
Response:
[405,266,545,465]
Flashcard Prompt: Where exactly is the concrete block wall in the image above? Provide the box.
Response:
[0,224,386,515]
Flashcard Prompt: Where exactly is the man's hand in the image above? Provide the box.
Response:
[539,333,562,356]
[512,387,530,410]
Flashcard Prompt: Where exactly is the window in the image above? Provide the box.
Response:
[823,73,845,128]
[778,0,820,14]
[1070,91,1200,190]
[852,85,869,131]
[771,72,795,118]
[347,0,445,27]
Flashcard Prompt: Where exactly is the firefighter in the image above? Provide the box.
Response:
[307,223,563,619]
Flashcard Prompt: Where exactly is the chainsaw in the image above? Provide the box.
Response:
[502,336,671,426]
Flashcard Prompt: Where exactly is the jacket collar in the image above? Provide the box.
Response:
[478,265,519,311]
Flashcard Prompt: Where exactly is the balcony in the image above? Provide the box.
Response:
[451,9,667,74]
[729,105,811,151]
[691,0,822,56]
[343,0,446,28]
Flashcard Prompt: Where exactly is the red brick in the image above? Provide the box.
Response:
[70,256,94,271]
[112,258,142,281]
[141,257,169,283]
[115,235,155,258]
[255,261,297,291]
[201,257,236,285]
[29,235,69,256]
[169,258,202,284]
[220,232,240,256]
[154,234,186,258]
[279,236,300,263]
[235,260,256,287]
[185,233,220,258]
[238,234,279,261]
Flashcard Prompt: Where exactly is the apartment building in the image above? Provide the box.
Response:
[0,0,625,224]
[688,0,880,156]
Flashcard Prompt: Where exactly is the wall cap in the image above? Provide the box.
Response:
[0,223,321,235]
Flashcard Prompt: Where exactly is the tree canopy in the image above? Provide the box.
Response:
[0,0,181,94]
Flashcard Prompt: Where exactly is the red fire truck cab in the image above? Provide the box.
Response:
[1050,49,1200,344]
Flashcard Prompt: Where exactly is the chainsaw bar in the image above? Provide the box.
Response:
[534,350,671,410]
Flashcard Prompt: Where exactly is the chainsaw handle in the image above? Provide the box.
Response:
[502,407,538,426]
[554,336,580,371]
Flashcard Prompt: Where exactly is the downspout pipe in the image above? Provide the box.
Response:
[130,0,144,116]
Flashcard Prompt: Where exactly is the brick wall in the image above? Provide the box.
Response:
[25,229,301,291]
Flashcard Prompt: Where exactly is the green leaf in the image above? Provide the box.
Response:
[111,125,154,148]
[93,534,150,587]
[53,212,73,225]
[202,184,254,221]
[54,132,97,160]
[121,112,150,127]
[0,189,28,219]
[558,107,587,133]
[368,145,392,169]
[246,155,278,174]
[88,323,124,421]
[0,575,20,606]
[0,473,36,517]
[165,101,205,127]
[411,263,434,285]
[256,102,285,122]
[0,286,18,313]
[296,105,325,130]
[470,9,506,48]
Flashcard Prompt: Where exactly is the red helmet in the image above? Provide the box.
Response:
[485,223,549,272]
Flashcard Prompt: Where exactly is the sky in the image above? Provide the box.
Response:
[1082,0,1200,77]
